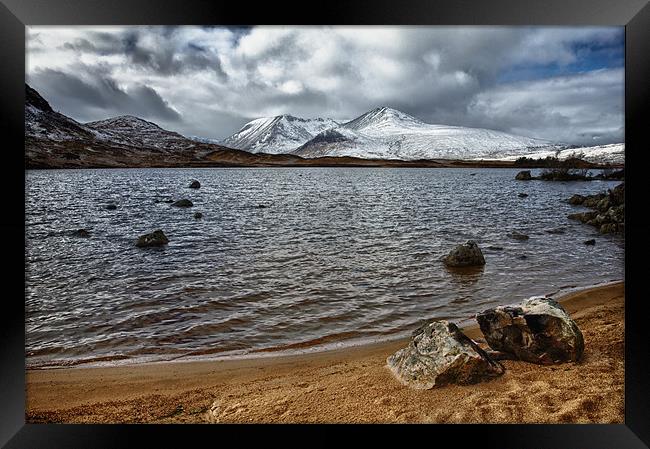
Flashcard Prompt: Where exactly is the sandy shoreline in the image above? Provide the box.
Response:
[26,281,624,423]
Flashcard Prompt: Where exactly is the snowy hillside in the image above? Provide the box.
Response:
[485,143,625,165]
[86,116,193,151]
[293,107,562,160]
[25,84,100,142]
[222,115,342,154]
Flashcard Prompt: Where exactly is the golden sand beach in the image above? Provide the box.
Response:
[26,281,624,424]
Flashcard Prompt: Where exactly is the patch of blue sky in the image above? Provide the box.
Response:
[497,37,624,83]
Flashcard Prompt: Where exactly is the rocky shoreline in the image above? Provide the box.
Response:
[566,183,625,234]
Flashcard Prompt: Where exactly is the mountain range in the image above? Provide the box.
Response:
[25,84,624,168]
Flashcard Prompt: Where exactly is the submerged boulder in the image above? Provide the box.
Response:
[171,199,193,208]
[443,241,485,267]
[194,212,203,219]
[515,170,532,181]
[476,297,584,365]
[72,229,90,238]
[135,229,169,248]
[518,193,529,198]
[189,180,201,189]
[106,203,117,210]
[509,231,529,241]
[386,320,504,389]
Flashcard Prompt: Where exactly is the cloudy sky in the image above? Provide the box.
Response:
[26,26,624,145]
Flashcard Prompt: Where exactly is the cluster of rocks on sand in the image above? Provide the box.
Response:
[388,239,585,389]
[387,295,584,389]
[567,183,624,234]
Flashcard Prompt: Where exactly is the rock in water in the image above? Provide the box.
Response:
[476,297,584,365]
[567,211,598,223]
[106,203,117,210]
[518,193,529,198]
[568,194,586,205]
[515,170,532,180]
[171,199,193,208]
[584,239,596,245]
[443,241,485,267]
[509,231,529,241]
[386,320,504,389]
[194,212,203,219]
[72,229,90,238]
[135,229,169,248]
[189,180,201,189]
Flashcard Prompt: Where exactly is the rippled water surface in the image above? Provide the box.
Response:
[25,168,624,367]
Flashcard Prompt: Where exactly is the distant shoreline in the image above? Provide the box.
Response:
[25,156,623,170]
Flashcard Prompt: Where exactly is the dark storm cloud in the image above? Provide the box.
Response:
[26,26,624,144]
[28,68,181,123]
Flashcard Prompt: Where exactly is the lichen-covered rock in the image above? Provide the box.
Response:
[582,194,605,208]
[476,297,584,365]
[135,229,169,248]
[599,223,619,234]
[171,199,193,208]
[189,180,201,189]
[595,196,611,212]
[568,211,598,223]
[515,170,532,180]
[608,183,624,206]
[443,241,485,267]
[386,320,504,389]
[568,194,585,205]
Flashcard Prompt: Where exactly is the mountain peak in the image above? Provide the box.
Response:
[86,115,165,131]
[222,114,342,154]
[343,106,422,131]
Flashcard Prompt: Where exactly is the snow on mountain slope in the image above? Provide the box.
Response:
[86,116,194,151]
[293,107,562,160]
[487,143,625,165]
[25,84,101,142]
[222,115,342,154]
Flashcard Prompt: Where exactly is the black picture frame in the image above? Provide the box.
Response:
[2,0,648,447]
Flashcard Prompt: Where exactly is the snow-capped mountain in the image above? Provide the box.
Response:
[488,143,625,165]
[293,107,562,160]
[85,116,193,151]
[222,115,342,154]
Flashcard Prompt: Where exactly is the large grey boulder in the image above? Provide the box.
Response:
[443,240,485,267]
[387,320,504,389]
[135,229,169,248]
[476,297,584,365]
